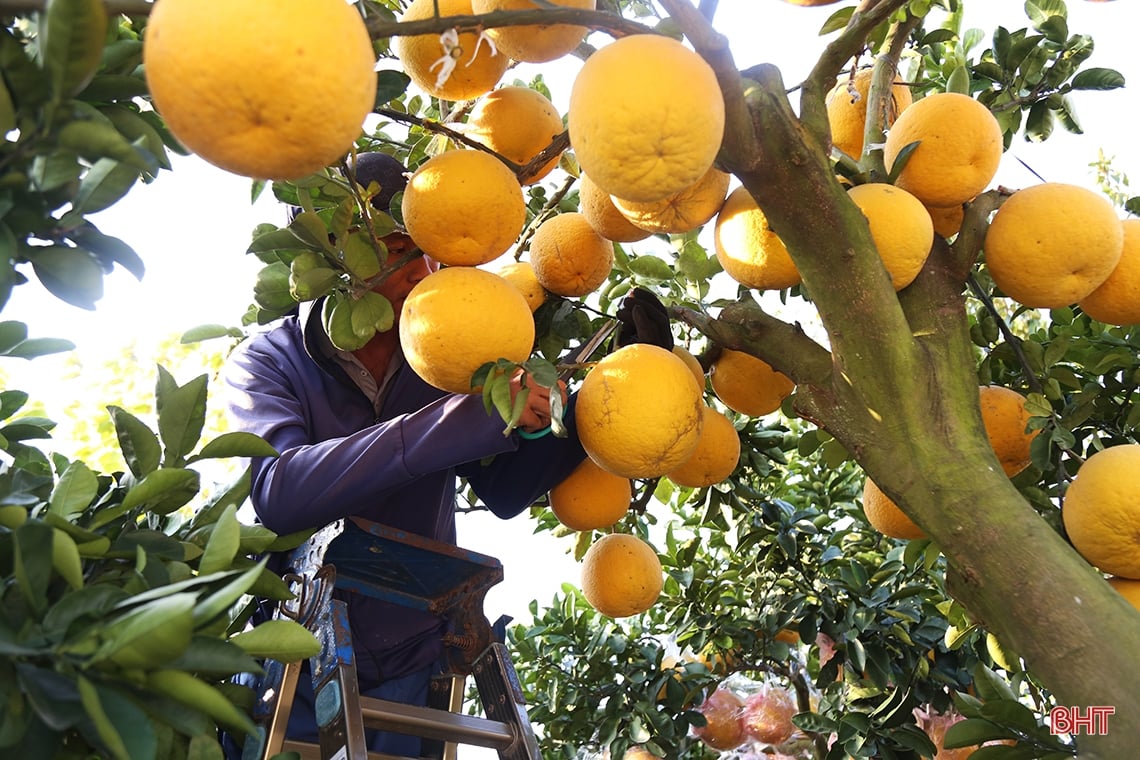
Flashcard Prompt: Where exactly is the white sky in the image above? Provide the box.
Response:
[3,4,1139,746]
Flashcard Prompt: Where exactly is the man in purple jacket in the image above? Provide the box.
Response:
[221,153,590,756]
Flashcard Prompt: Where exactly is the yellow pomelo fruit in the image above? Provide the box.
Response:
[927,203,966,239]
[774,628,801,645]
[883,92,1003,208]
[612,167,731,235]
[673,345,705,388]
[143,0,376,181]
[863,478,926,540]
[1079,217,1140,325]
[978,385,1039,477]
[1062,444,1140,579]
[495,260,546,312]
[569,34,725,203]
[984,182,1123,308]
[577,344,704,478]
[846,183,934,290]
[396,0,508,101]
[827,68,913,160]
[710,348,794,417]
[578,173,653,243]
[666,405,740,488]
[624,747,663,760]
[549,457,631,531]
[529,212,615,297]
[580,533,663,618]
[1107,577,1140,612]
[402,150,526,266]
[399,267,535,394]
[466,86,565,184]
[472,0,594,63]
[714,186,801,290]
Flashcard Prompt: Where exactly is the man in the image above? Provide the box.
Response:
[222,152,594,756]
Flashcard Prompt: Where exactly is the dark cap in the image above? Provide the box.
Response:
[348,152,409,215]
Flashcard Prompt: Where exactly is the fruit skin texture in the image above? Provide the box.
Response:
[978,385,1039,477]
[472,0,594,63]
[143,0,376,181]
[612,167,731,235]
[741,687,797,746]
[578,173,653,243]
[580,533,663,618]
[1080,217,1140,325]
[666,405,741,488]
[847,183,934,290]
[577,344,704,478]
[398,267,535,394]
[693,688,747,751]
[529,212,615,297]
[1107,576,1140,612]
[672,345,706,388]
[883,92,1003,208]
[984,182,1123,309]
[401,150,527,267]
[863,477,926,540]
[569,34,725,203]
[827,68,913,160]
[1062,444,1140,579]
[396,0,508,101]
[466,86,565,184]
[495,260,546,312]
[927,202,966,239]
[710,348,795,417]
[549,457,631,531]
[714,186,801,290]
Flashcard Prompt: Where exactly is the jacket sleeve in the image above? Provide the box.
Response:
[222,336,524,535]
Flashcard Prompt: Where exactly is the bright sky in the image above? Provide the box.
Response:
[4,4,1139,750]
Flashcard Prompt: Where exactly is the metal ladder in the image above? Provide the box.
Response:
[241,519,541,760]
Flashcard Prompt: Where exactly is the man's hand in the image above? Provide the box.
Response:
[510,370,567,433]
[615,287,674,350]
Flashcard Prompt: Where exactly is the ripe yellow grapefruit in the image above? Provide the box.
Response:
[495,260,546,312]
[580,533,663,618]
[398,267,535,394]
[672,345,706,388]
[714,186,801,290]
[1107,576,1140,612]
[549,457,631,531]
[978,385,1039,477]
[666,405,740,488]
[569,34,724,203]
[577,344,704,478]
[529,212,615,297]
[709,349,794,417]
[143,0,376,181]
[847,182,934,290]
[396,0,508,101]
[612,167,731,235]
[578,173,653,243]
[827,68,913,160]
[863,477,926,540]
[1079,217,1140,325]
[1062,444,1140,579]
[471,0,595,63]
[466,86,565,184]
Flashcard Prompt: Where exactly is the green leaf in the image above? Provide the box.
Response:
[94,592,196,669]
[627,255,674,282]
[108,405,161,478]
[247,226,312,254]
[193,560,267,629]
[166,636,263,678]
[49,460,97,518]
[1070,67,1125,91]
[39,0,108,99]
[57,119,151,171]
[100,105,171,170]
[2,336,76,358]
[156,367,208,466]
[72,156,140,213]
[350,291,394,339]
[198,504,241,576]
[191,432,278,461]
[341,233,383,280]
[943,718,1018,748]
[254,262,296,312]
[77,680,156,760]
[29,244,104,309]
[76,675,131,760]
[229,619,321,662]
[68,225,146,280]
[14,520,54,614]
[0,389,29,420]
[375,69,411,107]
[0,321,28,353]
[180,323,244,343]
[106,467,200,521]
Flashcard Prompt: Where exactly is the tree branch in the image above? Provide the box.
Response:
[364,8,654,40]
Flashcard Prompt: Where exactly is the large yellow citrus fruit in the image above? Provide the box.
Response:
[612,167,731,236]
[623,747,663,760]
[580,533,663,618]
[1062,444,1140,579]
[673,345,706,388]
[529,212,615,297]
[577,344,704,478]
[569,34,724,203]
[714,186,800,290]
[402,150,526,266]
[549,457,631,531]
[1107,576,1140,612]
[666,405,740,488]
[978,385,1039,477]
[494,260,546,312]
[471,0,595,63]
[883,92,1003,208]
[693,688,746,751]
[143,0,376,181]
[984,182,1123,308]
[927,203,966,239]
[827,68,913,160]
[847,183,934,290]
[1079,217,1140,325]
[578,173,653,243]
[741,688,796,746]
[709,348,794,417]
[863,478,926,540]
[466,86,565,184]
[398,267,535,394]
[396,0,508,101]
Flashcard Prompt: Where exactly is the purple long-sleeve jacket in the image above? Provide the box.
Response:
[222,301,586,683]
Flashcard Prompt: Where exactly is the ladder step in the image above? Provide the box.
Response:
[358,696,515,750]
[280,739,418,760]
